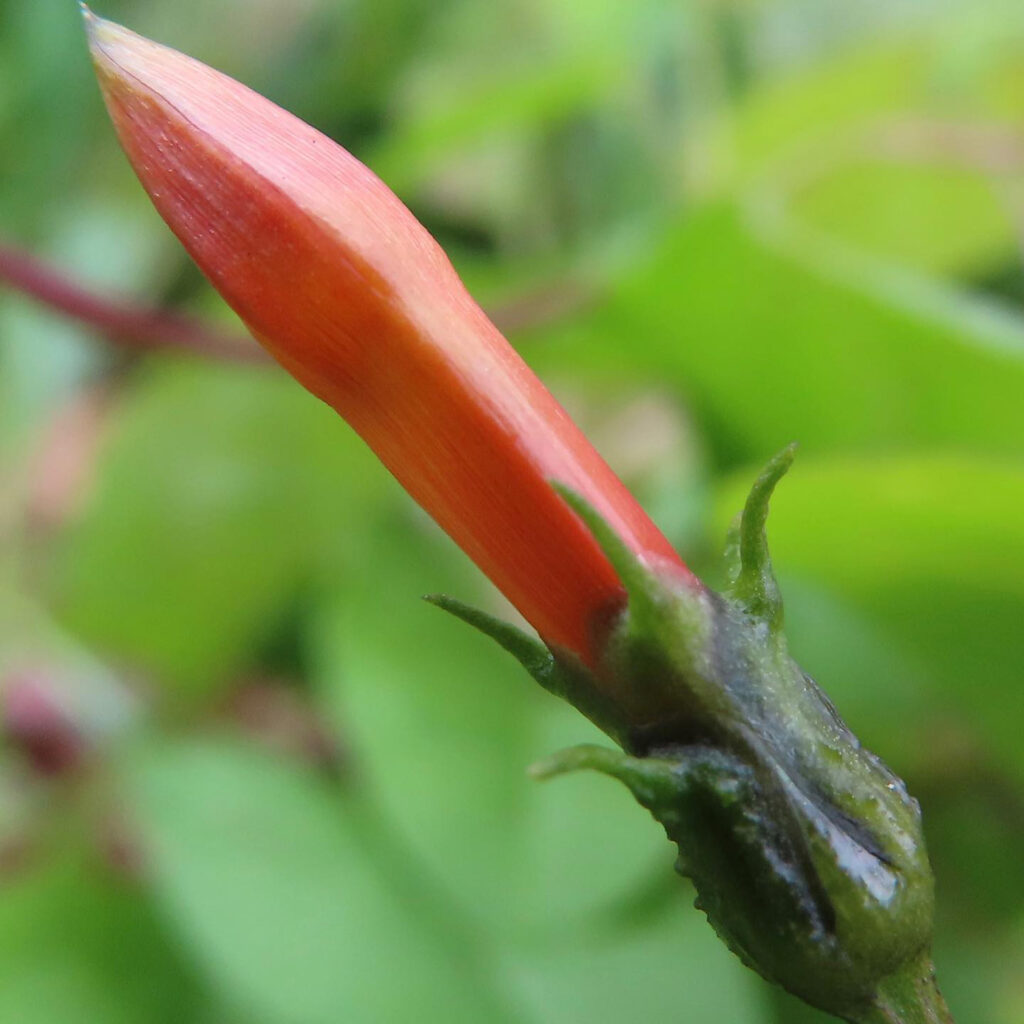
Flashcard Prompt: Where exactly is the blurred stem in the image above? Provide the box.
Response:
[0,240,265,364]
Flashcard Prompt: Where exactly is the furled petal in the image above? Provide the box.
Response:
[85,10,695,667]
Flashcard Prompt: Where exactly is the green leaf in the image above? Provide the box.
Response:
[51,360,382,697]
[0,853,206,1024]
[311,523,669,935]
[369,0,639,192]
[715,41,930,187]
[507,889,763,1024]
[372,53,625,191]
[524,202,1024,464]
[125,737,518,1024]
[791,157,1017,278]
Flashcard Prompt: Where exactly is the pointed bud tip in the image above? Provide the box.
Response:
[80,2,99,37]
[80,6,139,61]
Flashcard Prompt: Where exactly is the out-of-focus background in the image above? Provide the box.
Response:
[1,0,1023,1021]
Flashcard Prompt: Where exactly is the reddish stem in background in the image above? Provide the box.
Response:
[0,239,587,363]
[0,239,266,364]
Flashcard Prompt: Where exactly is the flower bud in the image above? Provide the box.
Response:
[84,9,693,677]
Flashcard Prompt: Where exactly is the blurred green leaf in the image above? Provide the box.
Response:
[0,854,206,1024]
[525,202,1024,464]
[372,0,644,193]
[715,453,1024,607]
[373,55,625,192]
[311,525,767,1022]
[126,737,519,1023]
[716,12,1024,192]
[51,360,382,697]
[929,928,1023,1024]
[716,42,928,187]
[792,156,1017,278]
[507,889,763,1024]
[0,3,98,233]
[311,522,668,936]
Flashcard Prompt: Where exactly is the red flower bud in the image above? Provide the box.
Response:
[85,11,695,668]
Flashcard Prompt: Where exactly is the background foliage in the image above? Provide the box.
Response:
[2,0,1023,1020]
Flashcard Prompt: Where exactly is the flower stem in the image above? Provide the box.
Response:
[857,956,954,1024]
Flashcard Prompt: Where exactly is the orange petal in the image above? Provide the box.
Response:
[86,12,695,667]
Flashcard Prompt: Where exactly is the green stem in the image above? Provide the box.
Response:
[858,956,954,1024]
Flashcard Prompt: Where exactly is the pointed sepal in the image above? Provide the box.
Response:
[425,593,554,685]
[727,443,796,631]
[424,594,631,743]
[550,482,718,725]
[529,742,680,797]
[551,482,661,631]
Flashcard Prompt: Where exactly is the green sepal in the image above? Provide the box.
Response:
[726,443,796,632]
[529,742,680,795]
[552,481,716,717]
[424,594,629,744]
[428,458,946,1023]
[424,594,554,686]
[551,482,662,633]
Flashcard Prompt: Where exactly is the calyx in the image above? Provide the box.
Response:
[430,447,948,1023]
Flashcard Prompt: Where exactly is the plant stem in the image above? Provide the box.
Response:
[0,240,265,364]
[858,956,954,1024]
